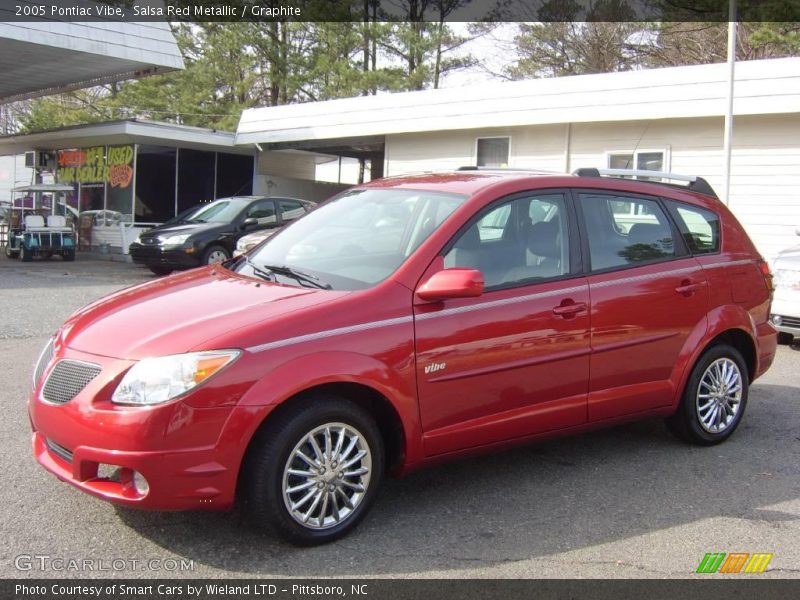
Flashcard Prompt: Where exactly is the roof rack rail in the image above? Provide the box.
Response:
[457,166,558,174]
[573,167,718,198]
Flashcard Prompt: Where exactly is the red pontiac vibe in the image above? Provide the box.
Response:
[29,168,777,544]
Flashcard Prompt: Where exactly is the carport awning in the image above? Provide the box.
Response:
[265,135,385,161]
[0,19,184,103]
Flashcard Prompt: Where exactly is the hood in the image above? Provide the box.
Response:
[140,221,226,239]
[59,268,341,359]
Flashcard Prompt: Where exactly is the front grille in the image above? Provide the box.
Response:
[33,338,55,387]
[42,360,102,405]
[45,438,73,463]
[779,315,800,328]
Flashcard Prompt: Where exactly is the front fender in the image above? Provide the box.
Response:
[235,350,424,469]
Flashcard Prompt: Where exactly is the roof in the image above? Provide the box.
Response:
[0,12,184,103]
[0,120,252,155]
[236,57,800,145]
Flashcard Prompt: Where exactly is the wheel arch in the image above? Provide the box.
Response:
[671,304,759,411]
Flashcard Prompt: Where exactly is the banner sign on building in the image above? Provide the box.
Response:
[57,146,133,188]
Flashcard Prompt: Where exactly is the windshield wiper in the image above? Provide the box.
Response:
[242,257,331,289]
[243,256,279,283]
[260,264,332,290]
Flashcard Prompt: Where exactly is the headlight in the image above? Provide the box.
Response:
[112,350,240,406]
[773,269,800,291]
[160,234,191,246]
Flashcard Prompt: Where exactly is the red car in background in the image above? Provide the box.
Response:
[29,168,776,545]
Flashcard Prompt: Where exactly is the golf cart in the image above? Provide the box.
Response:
[5,184,77,262]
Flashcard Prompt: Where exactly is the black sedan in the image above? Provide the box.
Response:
[129,196,314,275]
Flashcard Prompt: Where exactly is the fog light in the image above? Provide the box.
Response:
[133,471,149,496]
[772,315,783,326]
[97,463,121,481]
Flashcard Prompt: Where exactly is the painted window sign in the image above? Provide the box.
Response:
[57,146,134,188]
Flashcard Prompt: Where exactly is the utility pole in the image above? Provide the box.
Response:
[722,0,737,205]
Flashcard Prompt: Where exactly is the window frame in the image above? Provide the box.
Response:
[571,188,690,276]
[604,147,671,178]
[663,198,722,256]
[475,136,512,168]
[438,188,584,293]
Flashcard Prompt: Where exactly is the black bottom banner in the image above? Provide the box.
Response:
[4,579,800,600]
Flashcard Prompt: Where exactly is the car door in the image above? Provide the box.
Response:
[414,191,591,456]
[575,190,709,421]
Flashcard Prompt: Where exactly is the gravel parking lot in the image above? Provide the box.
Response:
[1,254,799,579]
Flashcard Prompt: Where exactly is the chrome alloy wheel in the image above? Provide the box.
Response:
[282,422,372,530]
[696,357,743,433]
[206,249,228,264]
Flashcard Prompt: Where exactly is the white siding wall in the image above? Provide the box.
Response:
[252,175,347,203]
[385,115,800,261]
[257,150,316,180]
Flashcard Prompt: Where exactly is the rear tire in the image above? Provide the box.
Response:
[243,396,384,545]
[777,332,795,345]
[148,266,172,276]
[666,344,748,445]
[5,245,19,259]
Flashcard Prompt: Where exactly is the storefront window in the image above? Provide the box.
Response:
[178,149,215,213]
[106,145,134,221]
[216,153,253,198]
[135,145,176,224]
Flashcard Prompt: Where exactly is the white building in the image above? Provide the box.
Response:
[236,56,800,261]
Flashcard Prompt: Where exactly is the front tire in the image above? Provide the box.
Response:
[62,249,75,262]
[667,344,749,445]
[243,397,384,545]
[202,244,230,266]
[148,266,172,276]
[20,244,32,262]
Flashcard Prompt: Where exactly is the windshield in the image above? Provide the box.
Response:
[236,188,467,290]
[185,199,243,223]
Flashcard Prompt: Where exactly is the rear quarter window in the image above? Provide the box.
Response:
[667,202,720,254]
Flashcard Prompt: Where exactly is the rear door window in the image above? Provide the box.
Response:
[578,193,676,271]
[278,200,307,223]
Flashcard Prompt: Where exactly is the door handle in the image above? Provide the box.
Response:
[552,300,587,318]
[675,279,705,295]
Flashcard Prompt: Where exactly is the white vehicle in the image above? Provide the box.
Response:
[771,225,800,343]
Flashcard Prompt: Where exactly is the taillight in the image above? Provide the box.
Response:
[758,259,774,293]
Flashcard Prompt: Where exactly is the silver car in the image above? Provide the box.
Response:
[771,225,800,343]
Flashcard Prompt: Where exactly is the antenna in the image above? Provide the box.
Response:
[625,121,652,170]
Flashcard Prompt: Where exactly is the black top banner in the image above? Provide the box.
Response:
[2,0,800,23]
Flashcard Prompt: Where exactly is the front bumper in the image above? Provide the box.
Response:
[29,347,249,511]
[129,242,200,269]
[770,295,800,338]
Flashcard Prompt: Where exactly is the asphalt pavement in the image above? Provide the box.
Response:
[1,253,799,579]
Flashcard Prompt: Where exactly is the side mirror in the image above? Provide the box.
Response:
[416,268,484,302]
[241,217,258,231]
